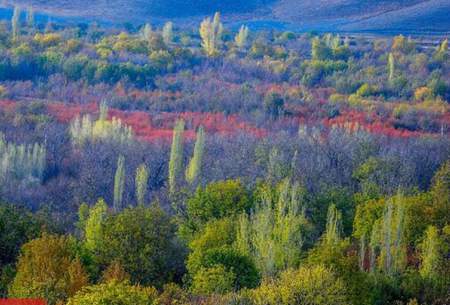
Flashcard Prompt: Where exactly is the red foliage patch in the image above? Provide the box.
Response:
[43,102,266,142]
[47,102,98,123]
[0,100,17,113]
[109,109,267,142]
[323,110,431,138]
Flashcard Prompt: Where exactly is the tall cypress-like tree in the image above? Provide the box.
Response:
[388,53,395,83]
[382,200,393,274]
[84,199,108,252]
[113,155,125,212]
[135,164,149,206]
[162,21,174,45]
[185,126,205,185]
[419,225,442,279]
[142,23,153,42]
[26,6,34,28]
[325,204,342,246]
[168,120,184,194]
[11,6,20,40]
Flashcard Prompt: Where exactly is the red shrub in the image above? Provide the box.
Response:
[0,100,17,113]
[109,109,266,142]
[47,102,97,123]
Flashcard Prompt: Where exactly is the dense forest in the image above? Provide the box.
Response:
[0,7,449,305]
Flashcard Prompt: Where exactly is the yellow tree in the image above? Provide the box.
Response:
[235,25,249,50]
[199,12,223,57]
[9,234,89,305]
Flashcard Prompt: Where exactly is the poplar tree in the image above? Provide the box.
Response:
[237,179,306,276]
[388,52,395,82]
[113,155,126,212]
[84,199,108,252]
[0,135,46,183]
[199,12,223,57]
[26,6,34,28]
[162,21,174,45]
[382,200,393,274]
[185,126,205,185]
[142,23,153,42]
[377,193,406,275]
[419,225,442,279]
[135,164,149,206]
[168,119,184,194]
[77,203,89,237]
[11,6,20,40]
[325,204,342,246]
[70,105,133,146]
[235,25,249,50]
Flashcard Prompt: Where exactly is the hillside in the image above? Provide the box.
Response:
[1,0,450,33]
[272,0,450,32]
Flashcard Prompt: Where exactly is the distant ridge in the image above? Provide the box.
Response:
[2,0,449,33]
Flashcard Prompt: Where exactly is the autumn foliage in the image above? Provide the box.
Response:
[45,102,267,142]
[0,300,46,305]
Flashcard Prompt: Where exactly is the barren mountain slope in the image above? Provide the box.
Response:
[2,0,449,32]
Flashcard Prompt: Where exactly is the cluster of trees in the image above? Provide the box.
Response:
[1,160,448,304]
[70,102,133,147]
[0,8,448,305]
[0,133,45,183]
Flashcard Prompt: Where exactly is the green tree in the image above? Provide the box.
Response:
[311,36,332,60]
[168,119,184,194]
[430,161,450,226]
[325,204,342,246]
[135,164,149,206]
[0,205,42,296]
[237,180,308,276]
[185,126,205,185]
[96,205,184,288]
[191,265,235,295]
[76,203,89,238]
[8,234,89,305]
[251,265,348,305]
[67,281,158,305]
[113,155,126,212]
[181,179,252,238]
[84,199,108,253]
[199,12,223,57]
[0,205,41,268]
[187,218,260,293]
[235,25,249,50]
[419,226,443,280]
